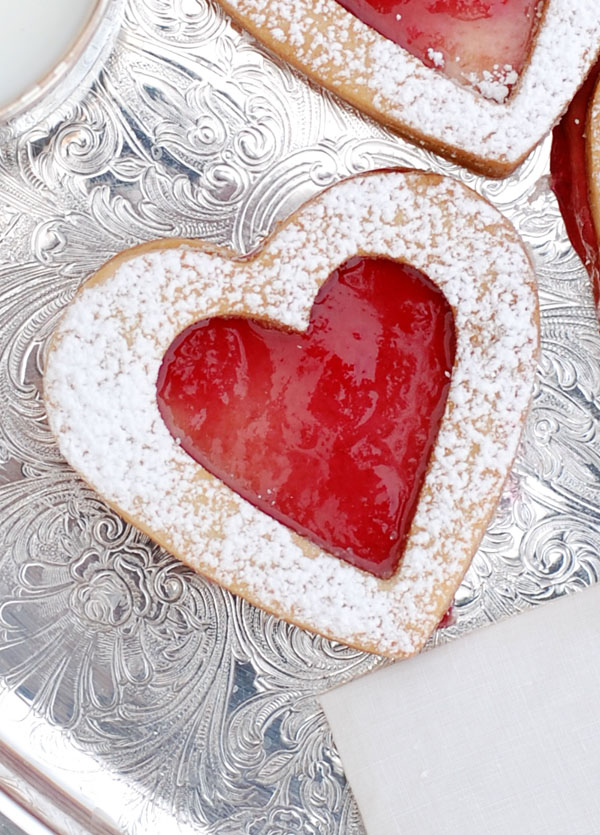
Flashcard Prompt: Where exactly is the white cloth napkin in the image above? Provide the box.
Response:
[320,585,600,835]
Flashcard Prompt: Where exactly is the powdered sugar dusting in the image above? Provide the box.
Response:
[44,172,539,657]
[467,65,520,104]
[217,0,600,174]
[426,48,444,70]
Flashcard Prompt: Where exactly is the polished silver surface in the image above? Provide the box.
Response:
[0,0,598,832]
[0,790,53,835]
[0,816,26,835]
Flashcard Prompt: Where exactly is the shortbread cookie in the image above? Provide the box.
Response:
[551,54,600,306]
[586,70,600,293]
[44,171,539,658]
[215,0,600,177]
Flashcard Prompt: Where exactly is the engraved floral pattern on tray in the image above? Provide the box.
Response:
[0,0,599,832]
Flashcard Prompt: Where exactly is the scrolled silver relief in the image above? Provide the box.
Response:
[0,0,600,832]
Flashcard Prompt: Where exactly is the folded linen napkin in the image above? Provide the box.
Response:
[320,585,600,835]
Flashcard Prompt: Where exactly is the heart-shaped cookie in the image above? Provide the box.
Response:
[215,0,600,176]
[44,171,539,657]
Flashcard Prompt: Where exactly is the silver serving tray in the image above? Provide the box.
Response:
[0,1,599,832]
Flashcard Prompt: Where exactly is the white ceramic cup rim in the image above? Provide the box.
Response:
[0,0,118,125]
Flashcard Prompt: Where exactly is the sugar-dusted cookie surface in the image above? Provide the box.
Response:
[215,0,600,177]
[44,171,539,658]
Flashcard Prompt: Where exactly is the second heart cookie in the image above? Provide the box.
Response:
[216,0,600,176]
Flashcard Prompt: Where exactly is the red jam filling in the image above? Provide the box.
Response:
[336,0,543,99]
[437,605,456,629]
[550,58,600,308]
[157,257,456,580]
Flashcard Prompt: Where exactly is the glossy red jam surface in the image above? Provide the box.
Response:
[550,58,600,308]
[336,0,542,96]
[437,605,455,630]
[157,257,456,579]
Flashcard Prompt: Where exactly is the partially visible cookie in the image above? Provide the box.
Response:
[216,0,600,176]
[44,171,539,657]
[586,73,600,269]
[550,54,600,307]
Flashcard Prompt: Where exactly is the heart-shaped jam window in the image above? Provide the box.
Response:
[157,257,455,580]
[336,0,543,100]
